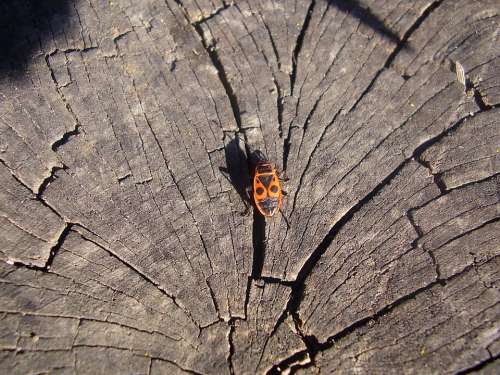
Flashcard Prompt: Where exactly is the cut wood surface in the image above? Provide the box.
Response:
[0,0,498,374]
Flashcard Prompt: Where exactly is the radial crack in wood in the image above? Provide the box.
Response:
[420,108,500,190]
[298,260,500,374]
[0,0,498,374]
[0,230,230,374]
[232,280,306,374]
[0,163,67,267]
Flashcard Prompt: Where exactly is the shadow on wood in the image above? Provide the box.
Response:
[1,0,498,373]
[327,0,402,44]
[220,136,267,278]
[0,0,72,78]
[220,136,252,209]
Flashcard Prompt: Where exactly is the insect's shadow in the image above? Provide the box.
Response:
[220,137,266,278]
[327,0,404,46]
[0,0,72,79]
[219,136,252,207]
[219,137,273,207]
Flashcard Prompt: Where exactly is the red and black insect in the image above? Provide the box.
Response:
[252,160,282,217]
[219,144,286,218]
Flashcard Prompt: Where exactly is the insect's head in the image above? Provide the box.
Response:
[255,163,274,174]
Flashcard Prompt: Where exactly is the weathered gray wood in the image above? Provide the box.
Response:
[0,163,66,266]
[0,0,498,374]
[413,176,500,278]
[421,108,500,189]
[232,280,305,374]
[299,258,499,374]
[262,1,479,281]
[298,161,441,343]
[0,230,229,374]
[391,0,500,107]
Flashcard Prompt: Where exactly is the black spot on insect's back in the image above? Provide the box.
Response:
[256,187,265,195]
[0,0,72,78]
[270,185,278,193]
[258,175,273,188]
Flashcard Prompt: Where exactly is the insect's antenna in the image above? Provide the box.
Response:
[279,208,290,229]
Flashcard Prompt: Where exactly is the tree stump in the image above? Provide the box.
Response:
[0,0,499,374]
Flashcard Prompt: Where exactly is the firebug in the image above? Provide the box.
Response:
[252,160,282,217]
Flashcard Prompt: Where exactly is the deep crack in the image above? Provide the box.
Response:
[290,1,315,97]
[8,223,72,272]
[191,23,242,129]
[272,264,478,373]
[266,110,481,372]
[455,351,500,374]
[251,209,266,279]
[414,113,480,194]
[228,319,236,375]
[350,0,444,113]
[51,124,81,151]
[37,165,67,198]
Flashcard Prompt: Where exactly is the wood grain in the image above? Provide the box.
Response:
[0,0,498,373]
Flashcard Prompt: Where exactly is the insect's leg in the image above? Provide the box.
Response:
[236,186,252,216]
[240,201,251,216]
[218,166,233,185]
[278,171,290,182]
[245,186,252,202]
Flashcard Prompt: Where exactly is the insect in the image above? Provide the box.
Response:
[252,159,282,217]
[219,142,286,218]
